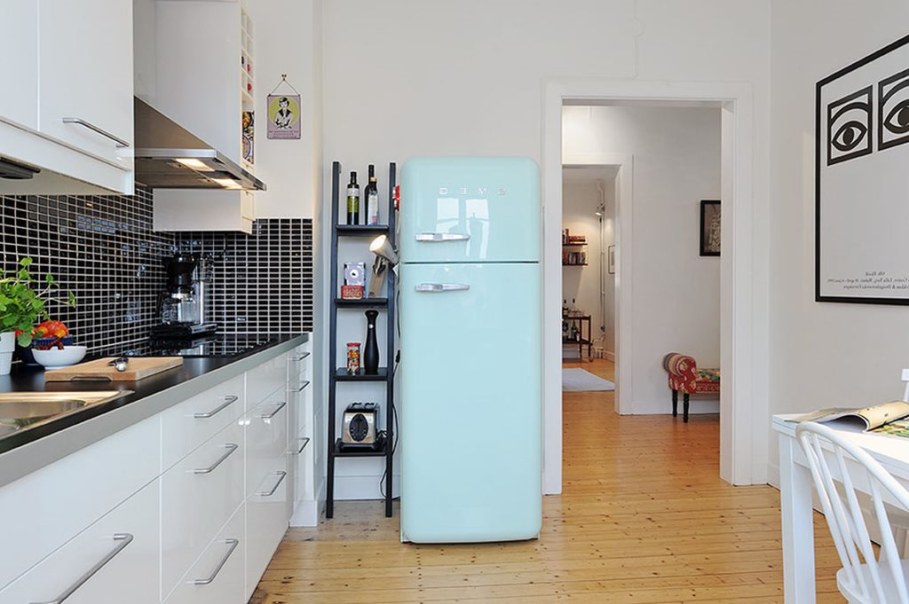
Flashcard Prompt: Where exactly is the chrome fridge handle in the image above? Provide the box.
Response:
[415,283,470,293]
[415,232,470,242]
[30,533,134,603]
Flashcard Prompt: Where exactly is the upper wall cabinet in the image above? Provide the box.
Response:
[0,0,135,195]
[149,0,257,233]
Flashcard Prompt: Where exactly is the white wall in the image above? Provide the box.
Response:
[768,1,909,481]
[564,105,721,413]
[250,0,320,219]
[321,0,771,497]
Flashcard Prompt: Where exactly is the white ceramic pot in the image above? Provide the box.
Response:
[0,331,15,376]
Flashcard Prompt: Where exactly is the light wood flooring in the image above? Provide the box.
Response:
[253,359,844,603]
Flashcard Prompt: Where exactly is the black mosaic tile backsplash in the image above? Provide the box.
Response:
[174,220,313,335]
[1,187,312,356]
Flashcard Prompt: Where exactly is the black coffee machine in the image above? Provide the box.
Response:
[150,253,217,339]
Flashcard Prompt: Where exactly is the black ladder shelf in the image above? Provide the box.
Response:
[326,160,396,519]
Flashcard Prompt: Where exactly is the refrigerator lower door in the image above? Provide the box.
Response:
[400,262,541,543]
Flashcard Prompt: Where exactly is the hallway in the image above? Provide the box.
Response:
[254,359,841,602]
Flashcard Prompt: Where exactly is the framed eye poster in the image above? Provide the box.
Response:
[816,33,909,304]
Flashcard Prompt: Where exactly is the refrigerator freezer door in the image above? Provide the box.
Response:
[400,157,540,264]
[400,262,542,543]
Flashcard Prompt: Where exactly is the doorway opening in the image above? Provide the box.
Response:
[542,81,766,495]
[561,165,618,367]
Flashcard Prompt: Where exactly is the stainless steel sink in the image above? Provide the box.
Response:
[0,391,133,438]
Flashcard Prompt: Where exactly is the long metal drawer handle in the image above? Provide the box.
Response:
[193,443,238,474]
[292,437,311,455]
[190,538,239,586]
[290,352,311,361]
[415,232,470,242]
[415,283,471,293]
[256,471,288,497]
[31,533,134,604]
[61,117,130,148]
[259,401,287,419]
[193,395,239,419]
[293,380,311,393]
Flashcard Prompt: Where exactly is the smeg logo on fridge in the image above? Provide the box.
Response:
[438,186,508,197]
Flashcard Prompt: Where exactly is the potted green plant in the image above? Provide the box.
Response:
[0,258,76,375]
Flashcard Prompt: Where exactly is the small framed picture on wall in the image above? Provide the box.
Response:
[699,199,721,257]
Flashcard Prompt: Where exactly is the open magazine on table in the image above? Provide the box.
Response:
[789,400,909,437]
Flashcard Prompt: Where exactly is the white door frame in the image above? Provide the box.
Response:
[542,80,767,493]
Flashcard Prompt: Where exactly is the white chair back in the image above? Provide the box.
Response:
[796,422,909,604]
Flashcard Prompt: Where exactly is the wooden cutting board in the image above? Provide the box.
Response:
[44,357,183,382]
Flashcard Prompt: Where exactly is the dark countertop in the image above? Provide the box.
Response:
[0,333,308,487]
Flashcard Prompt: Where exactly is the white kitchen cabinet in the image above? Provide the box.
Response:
[150,0,257,232]
[0,342,304,603]
[0,0,134,194]
[0,415,160,590]
[164,503,245,604]
[244,393,289,597]
[0,2,38,131]
[160,374,245,471]
[161,418,245,600]
[0,481,160,604]
[154,189,256,234]
[248,350,287,406]
[288,340,321,527]
[39,0,133,167]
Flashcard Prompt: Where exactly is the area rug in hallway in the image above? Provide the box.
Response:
[562,368,615,392]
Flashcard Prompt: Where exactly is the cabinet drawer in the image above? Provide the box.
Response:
[246,395,289,593]
[0,480,159,604]
[246,395,288,499]
[0,415,160,589]
[287,347,311,391]
[246,455,288,595]
[39,0,134,168]
[161,374,244,470]
[161,419,244,597]
[165,503,245,604]
[247,353,287,407]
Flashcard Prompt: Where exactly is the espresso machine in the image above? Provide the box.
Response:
[150,253,217,340]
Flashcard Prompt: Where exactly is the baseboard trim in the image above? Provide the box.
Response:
[290,481,326,527]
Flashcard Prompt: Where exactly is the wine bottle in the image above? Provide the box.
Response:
[346,171,360,225]
[364,164,379,225]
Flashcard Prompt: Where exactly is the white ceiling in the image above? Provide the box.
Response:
[562,164,619,185]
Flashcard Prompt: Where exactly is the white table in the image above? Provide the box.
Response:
[773,414,909,603]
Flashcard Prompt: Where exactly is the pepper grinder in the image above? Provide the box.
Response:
[363,310,379,374]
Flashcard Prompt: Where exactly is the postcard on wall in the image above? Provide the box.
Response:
[816,33,909,304]
[267,94,301,140]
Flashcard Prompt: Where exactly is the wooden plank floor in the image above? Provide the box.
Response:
[253,359,844,603]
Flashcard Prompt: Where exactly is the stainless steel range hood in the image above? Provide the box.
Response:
[133,98,265,191]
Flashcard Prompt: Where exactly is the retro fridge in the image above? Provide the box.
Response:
[399,157,541,543]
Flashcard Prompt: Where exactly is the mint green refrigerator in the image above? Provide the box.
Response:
[399,157,542,543]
